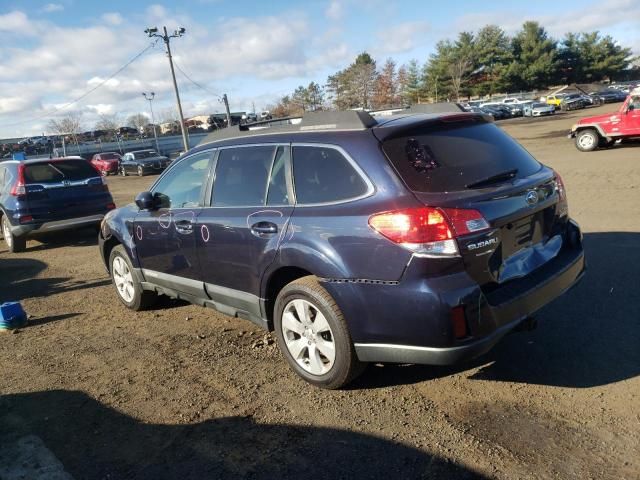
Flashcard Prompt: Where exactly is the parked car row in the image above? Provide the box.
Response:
[89,150,171,177]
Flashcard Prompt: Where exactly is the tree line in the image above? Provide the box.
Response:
[268,21,637,115]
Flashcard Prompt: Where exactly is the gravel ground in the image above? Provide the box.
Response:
[1,104,639,479]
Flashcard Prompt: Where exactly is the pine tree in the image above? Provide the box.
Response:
[508,21,559,90]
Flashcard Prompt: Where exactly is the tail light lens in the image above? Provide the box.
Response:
[368,207,489,257]
[553,170,568,216]
[106,202,116,210]
[10,164,26,196]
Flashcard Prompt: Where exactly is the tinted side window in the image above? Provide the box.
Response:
[382,121,541,193]
[0,167,5,193]
[266,146,289,206]
[212,146,275,207]
[153,152,212,209]
[292,146,368,205]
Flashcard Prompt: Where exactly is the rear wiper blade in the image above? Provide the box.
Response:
[466,169,518,189]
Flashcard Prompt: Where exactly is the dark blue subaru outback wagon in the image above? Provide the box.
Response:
[99,111,585,388]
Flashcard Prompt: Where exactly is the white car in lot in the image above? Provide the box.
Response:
[523,102,556,117]
[501,97,525,104]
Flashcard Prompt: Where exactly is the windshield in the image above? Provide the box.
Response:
[101,153,120,160]
[381,121,541,193]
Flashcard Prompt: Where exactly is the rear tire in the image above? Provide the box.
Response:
[109,245,156,311]
[575,129,599,152]
[274,276,365,389]
[1,214,26,253]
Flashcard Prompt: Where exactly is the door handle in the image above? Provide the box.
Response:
[251,221,278,236]
[175,219,193,233]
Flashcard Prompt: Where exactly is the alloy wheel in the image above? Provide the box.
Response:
[578,133,596,150]
[281,299,336,376]
[112,255,134,303]
[2,217,12,249]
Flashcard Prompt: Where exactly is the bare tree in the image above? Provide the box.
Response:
[448,55,473,101]
[126,113,148,132]
[95,114,120,133]
[47,111,83,146]
[158,107,178,124]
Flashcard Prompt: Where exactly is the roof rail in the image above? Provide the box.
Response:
[199,110,377,145]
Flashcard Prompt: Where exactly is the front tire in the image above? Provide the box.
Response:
[109,245,156,310]
[137,165,144,177]
[575,129,599,152]
[120,166,127,176]
[1,214,26,253]
[274,276,364,389]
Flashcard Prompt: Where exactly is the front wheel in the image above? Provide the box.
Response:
[575,129,599,152]
[109,245,156,310]
[1,214,26,253]
[120,166,127,176]
[274,276,365,389]
[137,165,144,177]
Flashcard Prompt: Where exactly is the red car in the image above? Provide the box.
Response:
[90,152,122,175]
[569,88,640,151]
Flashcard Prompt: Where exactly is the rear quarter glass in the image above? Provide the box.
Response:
[381,122,542,193]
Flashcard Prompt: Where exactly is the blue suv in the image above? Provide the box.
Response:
[99,111,585,389]
[1,157,115,253]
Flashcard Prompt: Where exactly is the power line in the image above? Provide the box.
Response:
[0,39,160,128]
[172,58,222,101]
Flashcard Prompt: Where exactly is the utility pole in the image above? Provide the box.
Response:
[222,94,232,128]
[142,92,161,153]
[145,26,189,152]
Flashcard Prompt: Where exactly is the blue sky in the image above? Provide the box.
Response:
[0,0,638,137]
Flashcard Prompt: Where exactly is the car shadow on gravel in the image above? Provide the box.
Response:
[26,227,99,252]
[354,232,640,390]
[0,390,487,480]
[1,257,110,302]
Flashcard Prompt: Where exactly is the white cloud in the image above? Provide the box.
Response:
[374,21,430,55]
[102,12,123,26]
[326,1,344,20]
[41,3,64,13]
[0,11,33,33]
[86,104,115,115]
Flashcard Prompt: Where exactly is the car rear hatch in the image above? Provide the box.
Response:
[375,114,570,289]
[21,159,114,221]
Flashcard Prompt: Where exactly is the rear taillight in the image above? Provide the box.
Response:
[10,164,26,196]
[368,207,490,257]
[106,202,116,210]
[553,170,568,216]
[18,215,33,224]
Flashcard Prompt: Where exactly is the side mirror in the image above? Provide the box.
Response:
[628,104,635,112]
[135,191,156,210]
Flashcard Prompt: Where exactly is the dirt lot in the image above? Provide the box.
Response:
[1,105,639,479]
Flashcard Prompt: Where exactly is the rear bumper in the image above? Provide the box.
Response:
[353,246,585,365]
[12,214,104,236]
[324,221,585,366]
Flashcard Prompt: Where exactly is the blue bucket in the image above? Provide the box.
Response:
[0,302,28,329]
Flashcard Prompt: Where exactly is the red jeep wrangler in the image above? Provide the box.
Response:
[569,88,640,151]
